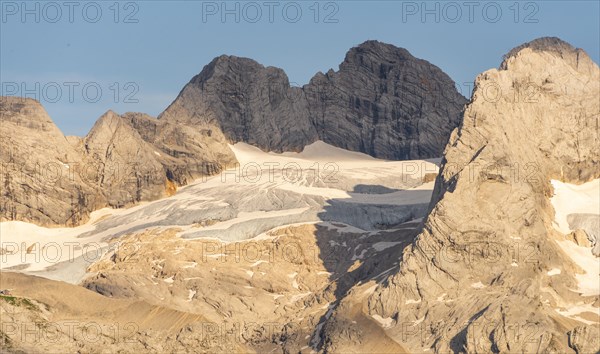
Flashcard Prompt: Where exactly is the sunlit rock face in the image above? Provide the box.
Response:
[363,37,600,353]
[0,97,99,226]
[3,36,598,354]
[0,99,235,226]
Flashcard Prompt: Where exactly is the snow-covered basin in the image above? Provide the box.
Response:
[0,141,439,282]
[0,208,120,283]
[550,179,599,297]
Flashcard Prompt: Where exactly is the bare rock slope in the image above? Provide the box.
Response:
[0,98,235,226]
[306,40,467,159]
[350,37,600,353]
[0,97,100,226]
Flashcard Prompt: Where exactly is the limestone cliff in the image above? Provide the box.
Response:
[362,37,599,353]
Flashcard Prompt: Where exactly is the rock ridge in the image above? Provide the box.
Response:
[160,40,468,159]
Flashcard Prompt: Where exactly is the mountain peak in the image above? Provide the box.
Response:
[0,95,60,132]
[90,110,122,130]
[211,54,264,67]
[501,36,590,69]
[100,109,119,119]
[369,36,599,353]
[506,36,576,56]
[161,40,466,159]
[346,40,414,63]
[191,54,267,85]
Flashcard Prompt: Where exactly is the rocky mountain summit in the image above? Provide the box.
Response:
[161,40,467,159]
[0,97,99,226]
[306,40,466,159]
[350,37,600,353]
[82,110,235,206]
[160,54,317,152]
[0,98,235,226]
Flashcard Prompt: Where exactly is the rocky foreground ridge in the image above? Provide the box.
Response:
[1,40,466,226]
[323,37,600,353]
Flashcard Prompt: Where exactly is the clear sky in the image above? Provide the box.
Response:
[1,0,598,136]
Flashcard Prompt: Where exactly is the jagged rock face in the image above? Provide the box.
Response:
[159,56,317,152]
[83,111,167,208]
[0,100,236,226]
[306,41,467,160]
[364,38,599,353]
[122,112,236,185]
[0,97,100,226]
[83,111,236,208]
[160,40,467,159]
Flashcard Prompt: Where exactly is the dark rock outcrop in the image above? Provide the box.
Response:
[306,40,467,159]
[160,40,467,159]
[160,55,317,153]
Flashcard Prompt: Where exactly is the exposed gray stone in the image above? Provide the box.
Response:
[160,40,467,159]
[306,40,467,159]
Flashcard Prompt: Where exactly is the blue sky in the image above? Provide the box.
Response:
[1,0,599,136]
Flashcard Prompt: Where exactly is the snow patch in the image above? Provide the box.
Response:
[550,179,600,234]
[555,303,600,325]
[318,221,367,234]
[556,240,599,296]
[550,179,600,297]
[351,249,368,261]
[363,284,378,295]
[250,260,268,267]
[547,268,561,276]
[187,289,196,301]
[290,292,312,302]
[372,241,402,252]
[182,262,197,269]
